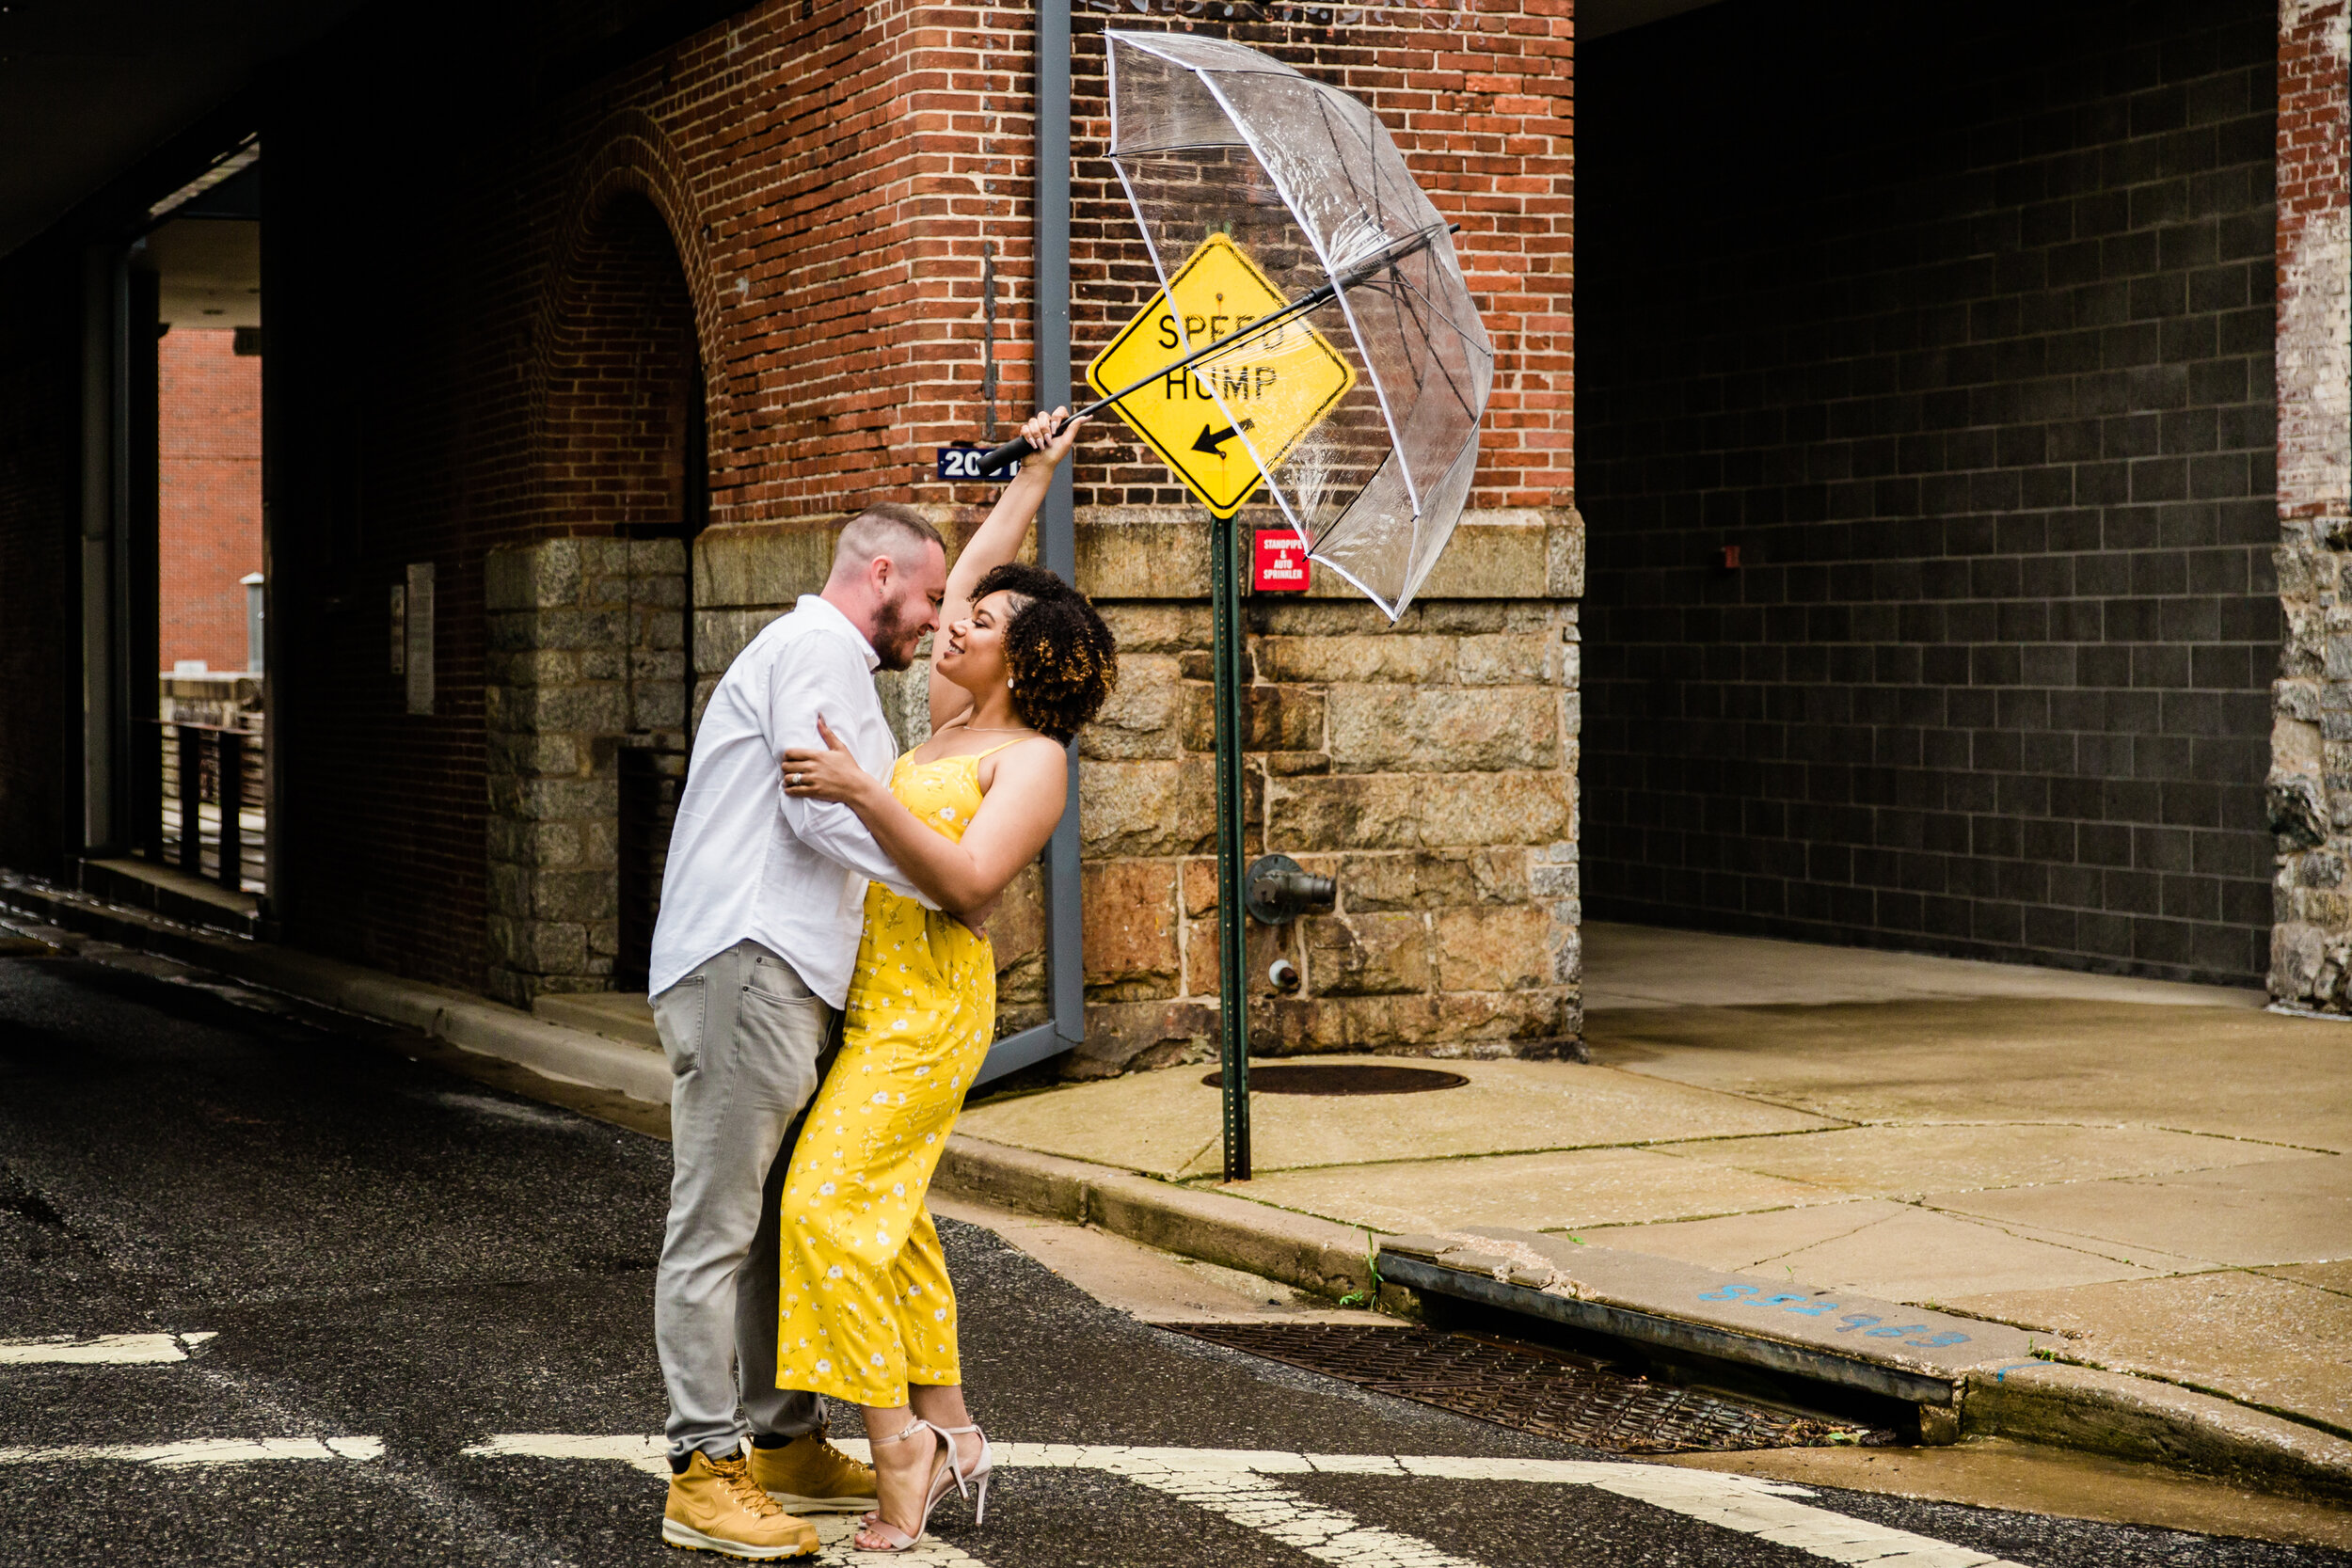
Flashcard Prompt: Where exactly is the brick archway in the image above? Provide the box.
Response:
[485,173,707,1005]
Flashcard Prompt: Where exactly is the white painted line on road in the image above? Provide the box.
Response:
[0,1331,214,1365]
[464,1433,669,1477]
[0,1436,381,1465]
[467,1437,2025,1567]
[805,1513,991,1564]
[1563,1462,2018,1568]
[1116,1459,1475,1568]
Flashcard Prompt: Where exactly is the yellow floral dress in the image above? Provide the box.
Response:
[773,744,1011,1407]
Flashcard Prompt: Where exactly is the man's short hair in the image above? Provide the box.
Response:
[833,503,946,576]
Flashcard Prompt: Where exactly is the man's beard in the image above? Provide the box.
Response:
[869,596,926,673]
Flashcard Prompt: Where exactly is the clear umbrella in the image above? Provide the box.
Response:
[1104,29,1493,619]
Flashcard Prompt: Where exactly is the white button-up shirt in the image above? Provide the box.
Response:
[648,594,930,1006]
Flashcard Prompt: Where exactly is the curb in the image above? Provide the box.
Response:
[1963,1360,2352,1504]
[935,1135,1380,1303]
[1372,1242,1999,1412]
[8,869,2347,1504]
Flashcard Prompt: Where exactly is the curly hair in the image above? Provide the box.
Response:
[971,562,1118,744]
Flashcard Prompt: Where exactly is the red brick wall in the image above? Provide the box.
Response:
[540,197,697,535]
[157,327,262,673]
[2277,0,2349,521]
[262,0,1573,992]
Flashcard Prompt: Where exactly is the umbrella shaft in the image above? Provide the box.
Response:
[977,287,1330,470]
[976,223,1455,473]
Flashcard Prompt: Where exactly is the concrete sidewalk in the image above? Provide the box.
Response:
[958,923,2352,1454]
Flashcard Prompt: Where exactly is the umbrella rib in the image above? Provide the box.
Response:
[1379,274,1479,424]
[1384,264,1486,348]
[1315,95,1379,239]
[1388,273,1486,425]
[1347,276,1428,401]
[1391,285,1433,401]
[1112,139,1250,155]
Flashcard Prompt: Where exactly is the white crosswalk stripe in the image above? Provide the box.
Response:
[467,1437,2027,1568]
[0,1437,380,1465]
[0,1332,214,1365]
[1113,1461,1474,1568]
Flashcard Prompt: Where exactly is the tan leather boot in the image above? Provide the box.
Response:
[751,1432,879,1513]
[661,1449,819,1559]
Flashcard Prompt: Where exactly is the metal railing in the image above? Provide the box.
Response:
[149,720,265,895]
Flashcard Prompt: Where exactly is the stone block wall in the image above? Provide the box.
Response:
[1580,0,2281,985]
[2265,0,2352,1007]
[696,504,1583,1076]
[484,536,687,1006]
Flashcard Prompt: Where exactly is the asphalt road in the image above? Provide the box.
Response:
[0,947,2343,1568]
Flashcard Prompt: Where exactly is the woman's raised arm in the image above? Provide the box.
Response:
[930,408,1089,732]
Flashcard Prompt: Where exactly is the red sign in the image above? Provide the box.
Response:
[1253,529,1311,593]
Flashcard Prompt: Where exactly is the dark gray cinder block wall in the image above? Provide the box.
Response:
[1579,0,2279,985]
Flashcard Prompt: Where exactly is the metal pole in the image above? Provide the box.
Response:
[79,245,117,856]
[971,0,1079,1089]
[1212,512,1250,1181]
[217,729,245,893]
[177,725,199,876]
[1034,0,1084,1060]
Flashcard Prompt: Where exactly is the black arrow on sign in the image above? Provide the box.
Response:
[1191,419,1256,456]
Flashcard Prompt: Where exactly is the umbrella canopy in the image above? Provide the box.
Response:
[1104,30,1493,619]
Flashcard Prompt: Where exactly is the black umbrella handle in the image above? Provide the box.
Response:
[977,432,1042,472]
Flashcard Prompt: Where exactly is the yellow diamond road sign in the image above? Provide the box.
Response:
[1087,233,1357,519]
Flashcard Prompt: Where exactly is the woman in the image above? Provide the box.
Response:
[773,407,1115,1553]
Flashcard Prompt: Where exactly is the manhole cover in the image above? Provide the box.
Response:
[1199,1064,1469,1096]
[1168,1322,1898,1455]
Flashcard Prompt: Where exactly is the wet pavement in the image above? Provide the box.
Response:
[0,949,2344,1566]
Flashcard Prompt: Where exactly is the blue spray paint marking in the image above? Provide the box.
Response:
[1695,1282,1973,1350]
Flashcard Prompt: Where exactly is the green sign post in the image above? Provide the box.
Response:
[1210,513,1251,1181]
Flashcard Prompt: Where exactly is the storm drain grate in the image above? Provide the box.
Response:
[1168,1322,1897,1455]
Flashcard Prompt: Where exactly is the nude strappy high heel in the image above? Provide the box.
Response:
[859,1422,993,1531]
[933,1422,993,1524]
[854,1418,960,1553]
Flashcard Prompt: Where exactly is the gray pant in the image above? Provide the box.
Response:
[653,939,835,1462]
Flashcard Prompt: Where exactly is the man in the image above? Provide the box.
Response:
[646,504,946,1560]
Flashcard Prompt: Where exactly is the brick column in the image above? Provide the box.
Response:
[2267,0,2352,1006]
